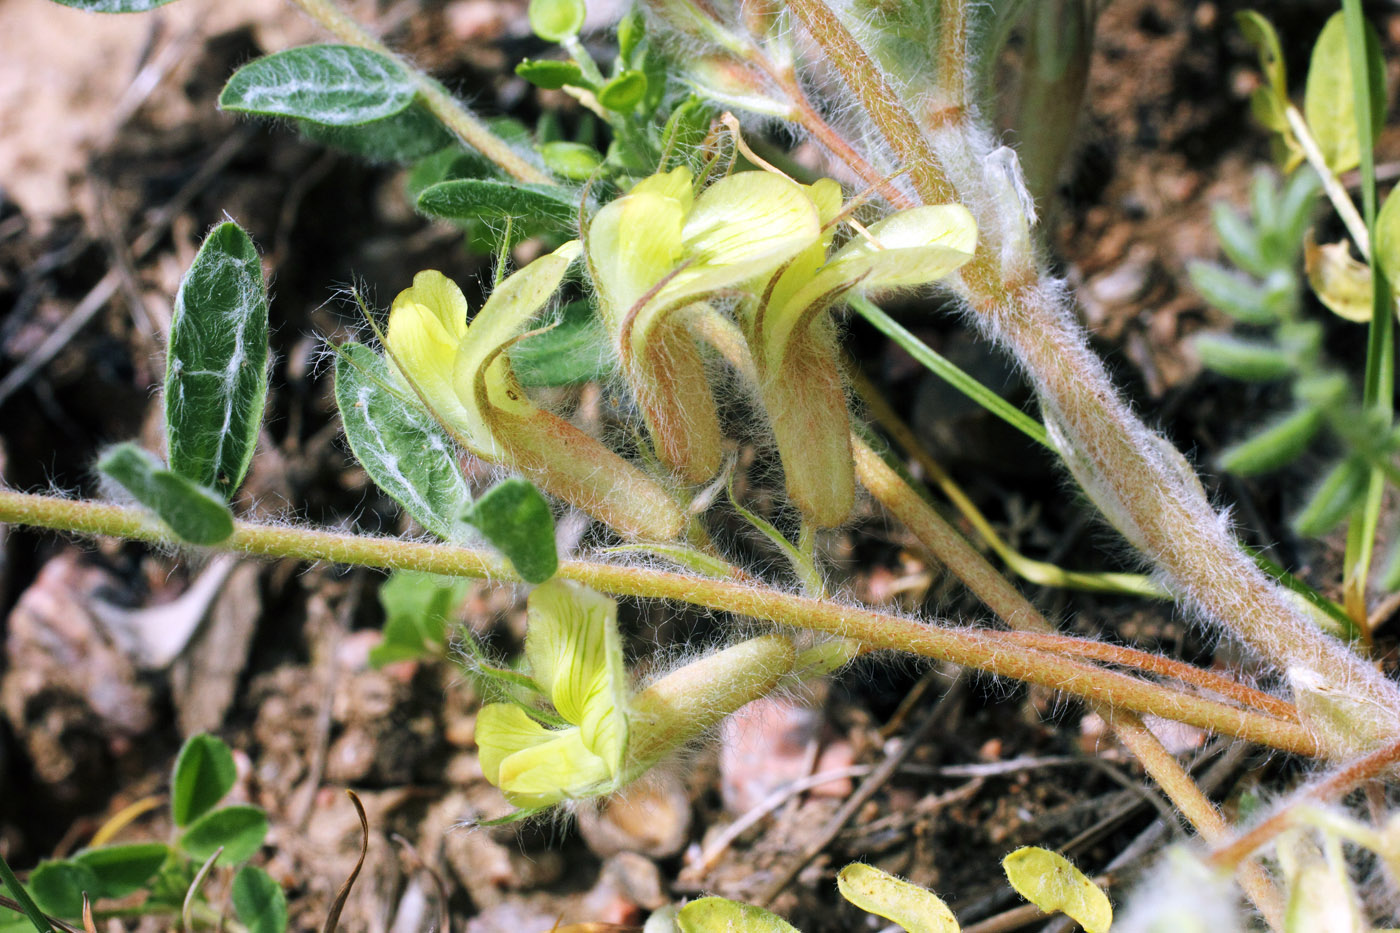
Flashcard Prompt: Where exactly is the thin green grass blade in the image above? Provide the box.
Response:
[851,296,1051,449]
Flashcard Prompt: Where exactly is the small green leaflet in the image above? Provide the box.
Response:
[232,866,288,933]
[220,45,418,126]
[837,863,960,933]
[1304,12,1386,175]
[465,478,558,583]
[180,806,269,866]
[165,221,269,497]
[27,861,99,919]
[171,732,238,827]
[510,300,615,386]
[334,343,474,543]
[370,571,469,668]
[98,443,235,546]
[72,844,170,899]
[44,0,178,10]
[416,179,579,231]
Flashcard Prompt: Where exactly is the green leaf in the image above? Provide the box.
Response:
[220,45,417,126]
[676,897,800,933]
[298,103,453,163]
[1193,333,1295,381]
[1236,11,1287,103]
[1374,185,1400,291]
[1219,407,1325,475]
[1294,456,1370,537]
[98,443,235,546]
[333,343,474,543]
[72,844,170,899]
[232,866,288,933]
[1002,847,1111,933]
[171,733,238,827]
[43,0,178,10]
[465,478,558,584]
[837,863,960,933]
[27,861,99,919]
[180,806,269,866]
[598,70,648,111]
[369,571,469,668]
[0,852,53,933]
[510,300,614,386]
[516,59,589,91]
[1210,201,1272,278]
[416,179,579,231]
[1187,262,1285,325]
[165,221,268,496]
[1304,12,1386,175]
[528,0,586,41]
[538,142,604,181]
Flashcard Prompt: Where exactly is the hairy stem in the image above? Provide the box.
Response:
[0,490,1315,755]
[853,435,1285,924]
[784,0,955,204]
[288,0,552,185]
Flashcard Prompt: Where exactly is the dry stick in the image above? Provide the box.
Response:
[852,437,1287,927]
[288,0,551,186]
[0,490,1316,757]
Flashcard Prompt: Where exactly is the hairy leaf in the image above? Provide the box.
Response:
[676,897,800,933]
[510,300,614,386]
[837,863,959,933]
[220,45,417,126]
[465,478,558,583]
[98,444,235,546]
[333,343,474,543]
[416,179,579,230]
[299,103,453,162]
[1002,847,1111,933]
[165,221,268,496]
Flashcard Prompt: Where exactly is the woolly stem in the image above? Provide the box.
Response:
[853,435,1286,923]
[287,0,552,185]
[970,280,1400,759]
[0,490,1315,755]
[784,0,956,204]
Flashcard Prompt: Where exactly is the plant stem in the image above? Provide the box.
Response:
[1284,106,1370,258]
[0,490,1315,755]
[1339,0,1393,635]
[287,0,553,185]
[852,435,1285,923]
[784,0,955,204]
[1207,737,1400,872]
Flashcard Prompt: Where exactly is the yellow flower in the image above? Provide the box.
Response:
[587,167,823,483]
[384,243,684,541]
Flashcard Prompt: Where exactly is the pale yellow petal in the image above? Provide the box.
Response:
[475,703,554,785]
[496,727,614,808]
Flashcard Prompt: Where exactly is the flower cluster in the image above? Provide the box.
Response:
[385,166,975,540]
